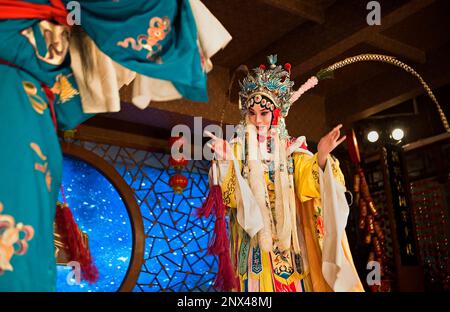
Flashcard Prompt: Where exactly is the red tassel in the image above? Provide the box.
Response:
[55,203,99,283]
[197,185,238,291]
[195,185,218,218]
[207,187,227,255]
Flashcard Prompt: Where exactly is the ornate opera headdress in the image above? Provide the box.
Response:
[238,55,319,138]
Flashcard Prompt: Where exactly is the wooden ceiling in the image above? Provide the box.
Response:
[84,0,450,151]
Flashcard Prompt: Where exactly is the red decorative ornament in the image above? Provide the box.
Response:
[284,63,291,73]
[169,173,188,194]
[169,155,188,170]
[168,136,189,194]
[259,64,266,70]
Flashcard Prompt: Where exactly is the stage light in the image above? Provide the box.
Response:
[391,128,404,141]
[367,130,379,143]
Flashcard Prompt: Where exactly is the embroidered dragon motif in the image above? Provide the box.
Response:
[117,16,171,63]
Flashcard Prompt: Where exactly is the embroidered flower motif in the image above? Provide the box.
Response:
[23,82,47,115]
[316,215,324,236]
[313,206,324,248]
[0,202,35,274]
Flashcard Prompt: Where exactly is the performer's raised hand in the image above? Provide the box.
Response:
[317,124,346,170]
[204,130,233,161]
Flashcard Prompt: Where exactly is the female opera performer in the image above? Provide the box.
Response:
[205,56,364,292]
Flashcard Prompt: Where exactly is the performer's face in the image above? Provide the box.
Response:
[248,104,272,131]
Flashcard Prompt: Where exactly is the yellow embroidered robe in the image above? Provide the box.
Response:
[218,142,364,292]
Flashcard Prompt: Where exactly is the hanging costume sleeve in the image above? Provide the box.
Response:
[210,142,264,238]
[67,0,231,113]
[318,157,364,292]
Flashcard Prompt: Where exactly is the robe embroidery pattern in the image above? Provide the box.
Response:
[117,16,171,62]
[31,142,52,192]
[23,82,48,115]
[0,202,35,273]
[51,74,79,104]
[314,206,325,244]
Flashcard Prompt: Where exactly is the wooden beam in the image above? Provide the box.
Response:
[291,0,434,78]
[245,0,372,70]
[293,28,374,77]
[83,115,171,140]
[376,0,435,32]
[325,42,450,126]
[366,33,426,64]
[403,132,450,152]
[73,116,214,159]
[341,69,450,126]
[72,124,170,153]
[258,0,325,24]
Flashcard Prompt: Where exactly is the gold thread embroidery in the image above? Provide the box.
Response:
[30,142,47,161]
[34,163,48,173]
[313,205,324,249]
[30,142,52,192]
[51,74,79,104]
[222,171,236,207]
[312,160,320,186]
[23,82,47,114]
[330,157,345,185]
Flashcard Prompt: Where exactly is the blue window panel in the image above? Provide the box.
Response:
[56,156,132,292]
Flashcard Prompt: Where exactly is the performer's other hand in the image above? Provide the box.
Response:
[204,130,233,161]
[317,124,346,170]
